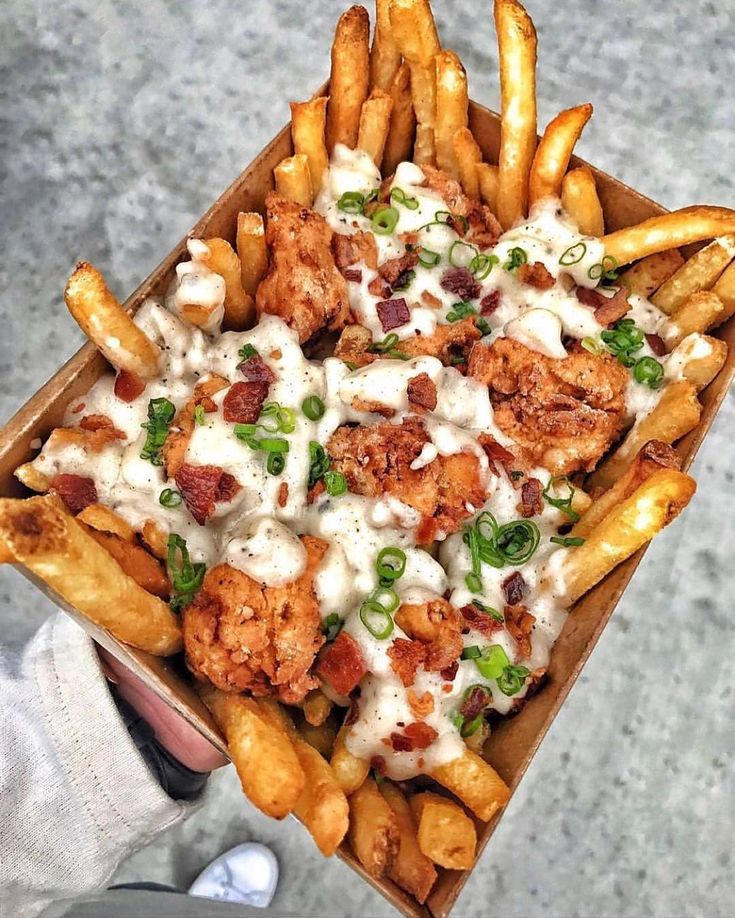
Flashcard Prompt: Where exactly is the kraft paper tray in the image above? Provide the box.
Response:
[1,97,733,918]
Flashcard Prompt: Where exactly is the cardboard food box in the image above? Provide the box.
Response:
[1,98,733,918]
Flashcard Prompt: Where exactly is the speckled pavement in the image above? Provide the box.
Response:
[1,2,733,915]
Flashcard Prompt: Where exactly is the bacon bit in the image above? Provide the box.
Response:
[70,403,86,414]
[269,348,282,360]
[440,660,459,681]
[466,204,502,249]
[421,290,443,309]
[114,370,146,403]
[238,353,276,385]
[575,286,605,310]
[517,262,555,290]
[593,287,630,326]
[370,755,387,776]
[460,685,491,720]
[223,381,269,424]
[417,756,425,769]
[277,482,289,508]
[343,268,362,283]
[442,684,453,693]
[332,231,378,272]
[504,603,536,658]
[344,696,361,726]
[518,477,543,518]
[646,333,667,356]
[51,474,98,514]
[376,297,410,332]
[407,689,435,718]
[416,516,439,546]
[390,732,414,752]
[440,267,481,300]
[307,479,325,504]
[351,397,395,418]
[460,604,502,636]
[175,463,232,525]
[404,722,438,749]
[378,251,419,288]
[502,572,528,605]
[400,232,420,246]
[477,433,516,474]
[215,471,241,503]
[407,373,438,412]
[78,414,126,450]
[446,214,468,237]
[480,290,501,316]
[368,275,392,299]
[387,638,426,687]
[316,631,367,695]
[198,396,217,414]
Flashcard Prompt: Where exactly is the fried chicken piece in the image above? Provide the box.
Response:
[394,598,463,673]
[326,417,487,537]
[256,193,350,343]
[468,337,628,474]
[163,374,229,479]
[183,535,328,704]
[420,165,502,248]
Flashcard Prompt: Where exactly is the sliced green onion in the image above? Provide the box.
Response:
[475,317,492,337]
[371,205,400,235]
[542,476,580,522]
[494,520,540,564]
[390,187,419,210]
[446,300,477,323]
[461,645,482,660]
[465,571,482,593]
[360,600,394,640]
[159,488,182,508]
[474,644,510,681]
[370,586,400,614]
[194,404,206,426]
[321,613,343,642]
[496,664,530,696]
[266,451,286,475]
[581,335,603,355]
[503,247,528,271]
[376,547,406,585]
[307,441,331,488]
[368,332,409,359]
[588,255,619,282]
[234,424,290,455]
[418,248,441,268]
[140,397,176,467]
[469,252,499,280]
[302,395,326,421]
[633,355,664,389]
[238,343,258,361]
[338,191,366,214]
[460,713,484,738]
[559,241,587,265]
[449,240,478,268]
[601,318,645,368]
[324,470,347,496]
[464,510,540,572]
[256,436,289,453]
[550,535,585,547]
[167,533,206,612]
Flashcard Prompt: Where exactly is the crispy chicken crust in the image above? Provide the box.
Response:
[468,337,629,474]
[183,535,328,703]
[326,417,487,538]
[255,194,350,343]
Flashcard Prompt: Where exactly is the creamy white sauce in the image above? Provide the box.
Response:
[225,517,307,586]
[169,239,226,334]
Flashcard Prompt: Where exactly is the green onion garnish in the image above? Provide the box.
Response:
[337,191,367,214]
[474,644,509,680]
[393,269,415,291]
[475,317,492,337]
[460,713,484,737]
[370,585,400,613]
[324,470,347,497]
[581,335,603,355]
[360,599,395,640]
[469,252,499,280]
[550,536,586,547]
[542,476,580,522]
[559,241,587,265]
[449,240,478,268]
[471,599,504,622]
[308,441,331,488]
[463,511,540,588]
[140,397,176,466]
[258,402,296,434]
[503,246,528,271]
[368,333,410,359]
[376,547,407,585]
[417,248,441,268]
[600,318,645,368]
[390,187,419,210]
[446,300,477,323]
[371,205,400,235]
[461,645,482,660]
[633,355,664,389]
[266,451,286,476]
[588,255,619,282]
[321,613,343,642]
[302,395,326,421]
[465,571,483,593]
[234,424,289,454]
[159,488,182,508]
[496,664,530,696]
[167,533,206,612]
[238,343,258,362]
[194,404,206,426]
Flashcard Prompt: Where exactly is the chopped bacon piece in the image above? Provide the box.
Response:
[440,660,459,681]
[421,290,443,309]
[440,267,481,300]
[460,685,491,720]
[593,287,630,326]
[370,755,387,775]
[407,688,435,718]
[390,732,414,752]
[332,231,378,272]
[223,381,269,424]
[646,333,667,356]
[176,463,236,525]
[575,286,605,310]
[77,415,126,450]
[343,268,362,283]
[517,262,555,290]
[51,474,98,514]
[504,603,535,658]
[376,297,410,332]
[316,631,367,695]
[387,637,426,687]
[378,251,419,288]
[400,232,419,246]
[239,353,276,385]
[518,477,543,518]
[477,433,516,476]
[460,603,503,636]
[404,722,438,749]
[480,290,501,316]
[502,572,528,605]
[114,370,146,403]
[277,482,289,508]
[407,373,438,412]
[368,275,392,299]
[416,516,439,546]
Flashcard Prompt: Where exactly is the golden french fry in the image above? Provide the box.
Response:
[588,380,701,491]
[274,154,314,207]
[141,518,168,560]
[571,485,593,518]
[261,699,349,856]
[711,259,735,326]
[326,5,370,151]
[0,495,181,655]
[659,291,725,348]
[290,97,329,196]
[668,334,727,391]
[453,127,482,200]
[476,163,499,213]
[390,0,442,165]
[77,503,136,542]
[348,776,400,877]
[379,782,437,904]
[529,103,593,206]
[357,89,393,164]
[650,235,735,314]
[561,166,604,236]
[200,687,305,820]
[434,50,469,178]
[410,791,477,870]
[302,688,333,727]
[330,724,370,795]
[494,0,538,229]
[370,0,402,92]
[573,440,680,538]
[382,62,416,176]
[15,462,50,493]
[64,262,161,379]
[236,212,269,298]
[202,237,255,331]
[84,527,169,599]
[602,206,735,266]
[430,747,510,821]
[559,469,696,604]
[618,249,686,298]
[298,716,338,759]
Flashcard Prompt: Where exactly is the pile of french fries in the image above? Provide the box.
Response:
[2,0,735,908]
